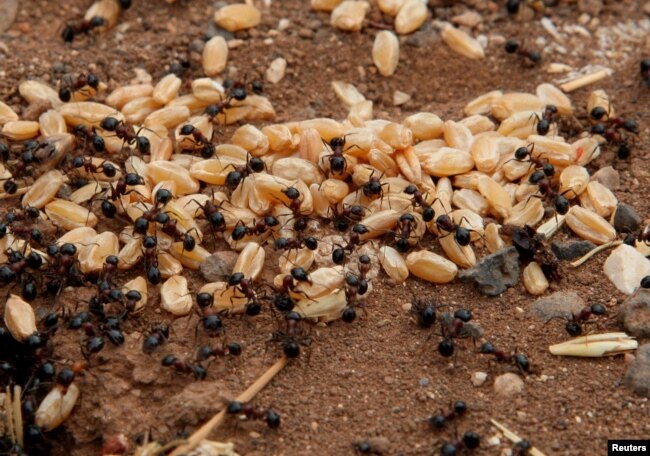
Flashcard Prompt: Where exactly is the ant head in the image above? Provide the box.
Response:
[453,400,467,415]
[155,188,172,205]
[3,179,17,195]
[462,431,480,450]
[100,116,119,131]
[624,118,639,134]
[231,87,247,101]
[641,275,650,289]
[102,163,117,178]
[438,339,454,357]
[183,235,196,251]
[251,80,264,94]
[134,217,149,234]
[274,237,288,250]
[126,290,142,302]
[536,119,550,135]
[505,39,519,53]
[200,143,215,159]
[513,354,530,372]
[26,252,43,269]
[225,171,242,190]
[180,124,194,136]
[227,401,243,414]
[89,15,106,28]
[396,238,410,253]
[554,195,570,215]
[136,136,150,154]
[286,311,301,322]
[352,223,369,235]
[142,235,157,249]
[58,87,72,102]
[227,342,242,356]
[72,156,85,168]
[60,243,77,256]
[228,272,245,286]
[454,308,472,322]
[196,292,214,308]
[329,136,345,149]
[590,106,607,120]
[545,104,558,114]
[399,213,415,223]
[478,342,494,354]
[305,236,318,250]
[565,321,582,337]
[290,267,309,282]
[332,248,345,265]
[528,51,541,63]
[342,306,357,323]
[231,225,246,241]
[87,74,99,89]
[161,355,176,366]
[542,163,555,177]
[264,216,279,227]
[506,0,520,14]
[283,340,300,358]
[590,123,606,135]
[422,206,435,222]
[61,26,75,42]
[590,303,606,315]
[404,184,418,195]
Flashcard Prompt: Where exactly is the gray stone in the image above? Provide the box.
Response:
[618,289,650,337]
[624,344,650,397]
[159,381,226,427]
[200,251,239,282]
[204,22,234,41]
[494,373,524,396]
[612,203,642,234]
[458,247,520,296]
[591,166,619,190]
[531,291,585,321]
[188,39,205,54]
[551,240,596,260]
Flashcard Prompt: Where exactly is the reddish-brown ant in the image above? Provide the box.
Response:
[410,296,437,328]
[99,117,151,154]
[132,189,173,235]
[507,144,555,177]
[186,196,227,236]
[530,105,560,136]
[435,212,472,247]
[393,212,419,253]
[403,184,435,222]
[548,303,606,337]
[274,235,318,252]
[227,273,267,316]
[332,223,369,265]
[526,170,573,216]
[61,16,106,42]
[435,309,474,358]
[59,73,100,102]
[327,203,366,231]
[590,121,636,160]
[73,124,105,153]
[231,216,279,242]
[320,136,357,175]
[194,292,226,335]
[225,154,266,191]
[178,124,215,159]
[197,342,242,361]
[95,172,145,218]
[161,355,206,380]
[269,311,310,358]
[226,400,280,429]
[71,156,116,179]
[428,400,467,430]
[140,235,161,285]
[478,342,530,373]
[505,39,540,64]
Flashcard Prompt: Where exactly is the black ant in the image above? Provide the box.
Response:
[196,342,242,361]
[410,297,437,328]
[142,324,170,353]
[428,400,467,430]
[278,186,312,233]
[59,73,100,102]
[99,117,151,154]
[440,431,481,455]
[226,400,280,429]
[194,292,225,335]
[505,39,540,64]
[225,154,265,190]
[320,136,355,175]
[328,203,366,231]
[403,184,435,222]
[186,196,227,236]
[526,171,572,216]
[274,235,318,252]
[178,124,215,159]
[552,303,606,337]
[231,216,279,242]
[97,172,145,218]
[44,243,84,292]
[508,144,555,177]
[269,311,310,358]
[160,218,197,252]
[140,235,161,285]
[161,355,206,380]
[589,122,636,160]
[343,255,372,318]
[223,78,263,101]
[266,268,314,314]
[1,148,39,194]
[624,228,650,246]
[61,16,106,42]
[133,188,173,234]
[0,250,43,285]
[478,342,530,373]
[203,94,237,123]
[642,59,650,88]
[589,108,639,135]
[361,171,389,201]
[506,0,520,14]
[227,273,267,316]
[531,104,559,136]
[436,212,472,247]
[332,223,369,265]
[3,206,40,225]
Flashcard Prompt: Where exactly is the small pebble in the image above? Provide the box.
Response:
[604,244,650,295]
[472,371,488,387]
[419,378,429,387]
[618,289,650,337]
[531,291,585,321]
[494,373,525,396]
[591,166,619,190]
[624,344,650,397]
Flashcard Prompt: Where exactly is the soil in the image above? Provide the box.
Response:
[1,0,650,455]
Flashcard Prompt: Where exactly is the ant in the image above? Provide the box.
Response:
[231,216,279,242]
[624,228,650,246]
[500,224,558,280]
[161,355,206,380]
[512,439,534,456]
[393,212,419,253]
[59,73,100,102]
[178,124,215,159]
[73,124,105,153]
[505,39,540,64]
[226,400,280,429]
[526,170,572,217]
[44,243,84,291]
[642,59,650,88]
[478,342,530,373]
[133,188,173,234]
[436,309,473,358]
[0,250,43,284]
[552,303,606,336]
[225,154,266,191]
[186,196,228,236]
[274,235,318,252]
[332,223,369,265]
[160,218,197,252]
[55,361,91,393]
[269,311,310,358]
[196,342,242,361]
[71,156,117,179]
[223,78,264,101]
[410,296,437,328]
[328,203,366,231]
[1,148,40,194]
[194,292,225,335]
[428,400,467,430]
[435,212,473,247]
[143,324,170,353]
[228,273,267,316]
[507,144,555,177]
[589,122,636,160]
[61,16,106,42]
[96,172,145,218]
[140,235,161,285]
[320,136,356,175]
[266,268,314,314]
[531,104,559,136]
[203,93,237,124]
[3,206,40,225]
[440,431,481,455]
[278,186,312,233]
[99,117,151,154]
[361,171,389,201]
[403,184,435,222]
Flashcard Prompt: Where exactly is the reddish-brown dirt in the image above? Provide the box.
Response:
[1,0,650,455]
